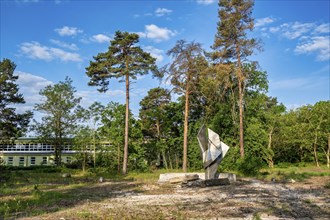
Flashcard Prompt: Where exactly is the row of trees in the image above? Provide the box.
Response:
[1,0,329,172]
[0,58,329,171]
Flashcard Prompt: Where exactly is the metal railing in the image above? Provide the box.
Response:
[0,143,74,152]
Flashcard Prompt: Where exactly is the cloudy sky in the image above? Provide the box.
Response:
[1,0,329,119]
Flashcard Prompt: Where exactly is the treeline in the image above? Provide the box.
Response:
[1,59,329,173]
[1,0,329,173]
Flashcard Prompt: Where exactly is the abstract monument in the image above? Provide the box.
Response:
[197,125,230,180]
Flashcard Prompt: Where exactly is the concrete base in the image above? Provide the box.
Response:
[158,172,236,183]
[158,173,204,183]
[218,173,236,182]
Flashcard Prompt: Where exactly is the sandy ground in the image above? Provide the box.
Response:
[21,176,330,220]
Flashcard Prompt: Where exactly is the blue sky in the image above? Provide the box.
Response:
[1,0,329,120]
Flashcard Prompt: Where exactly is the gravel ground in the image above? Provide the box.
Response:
[22,176,330,220]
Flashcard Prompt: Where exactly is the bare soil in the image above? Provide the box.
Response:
[21,176,330,220]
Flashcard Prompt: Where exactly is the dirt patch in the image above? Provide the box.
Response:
[21,176,330,219]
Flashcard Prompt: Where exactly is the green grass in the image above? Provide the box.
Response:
[0,167,97,219]
[0,167,184,219]
[259,163,330,182]
[0,164,328,219]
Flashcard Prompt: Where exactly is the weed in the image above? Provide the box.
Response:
[253,212,262,220]
[325,181,330,189]
[304,199,312,204]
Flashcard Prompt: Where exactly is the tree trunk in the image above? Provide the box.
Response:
[83,146,86,172]
[55,138,62,166]
[183,87,190,172]
[169,152,173,169]
[93,129,96,168]
[327,134,330,168]
[313,135,319,167]
[123,72,129,175]
[162,151,168,169]
[175,153,179,169]
[236,45,244,158]
[238,78,244,158]
[268,127,274,168]
[117,144,121,174]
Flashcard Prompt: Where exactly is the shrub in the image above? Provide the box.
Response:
[237,155,265,176]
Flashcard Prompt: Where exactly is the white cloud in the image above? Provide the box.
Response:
[283,22,315,39]
[196,0,215,5]
[267,21,329,61]
[269,22,329,38]
[19,41,82,62]
[14,71,54,113]
[269,27,280,33]
[50,39,78,50]
[76,89,126,108]
[143,46,164,63]
[54,26,83,36]
[314,23,330,34]
[270,22,315,39]
[295,36,330,61]
[16,71,53,94]
[255,17,275,28]
[155,8,172,17]
[20,42,53,61]
[90,34,111,43]
[50,48,82,61]
[139,24,176,42]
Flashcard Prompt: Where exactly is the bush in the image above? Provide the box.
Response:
[237,155,265,176]
[1,165,61,173]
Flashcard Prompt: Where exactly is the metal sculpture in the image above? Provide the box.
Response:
[197,125,230,180]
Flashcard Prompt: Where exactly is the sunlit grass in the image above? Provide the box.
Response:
[1,164,328,218]
[260,163,330,181]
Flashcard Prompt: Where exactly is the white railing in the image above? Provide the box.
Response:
[0,144,75,152]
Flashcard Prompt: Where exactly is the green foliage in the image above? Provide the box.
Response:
[98,102,146,172]
[163,40,208,171]
[272,101,330,166]
[86,31,159,174]
[212,0,259,62]
[211,0,262,158]
[237,154,265,176]
[139,87,174,169]
[33,77,82,166]
[73,126,94,171]
[0,58,33,140]
[86,31,159,92]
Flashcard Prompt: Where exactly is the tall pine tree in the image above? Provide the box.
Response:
[0,58,32,141]
[86,31,158,174]
[212,0,261,158]
[164,40,207,172]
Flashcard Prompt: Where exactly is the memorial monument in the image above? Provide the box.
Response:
[197,125,230,180]
[158,125,233,185]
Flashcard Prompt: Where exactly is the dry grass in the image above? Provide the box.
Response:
[1,166,329,219]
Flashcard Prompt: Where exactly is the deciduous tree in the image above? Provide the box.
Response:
[33,77,82,166]
[80,102,105,167]
[139,87,171,168]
